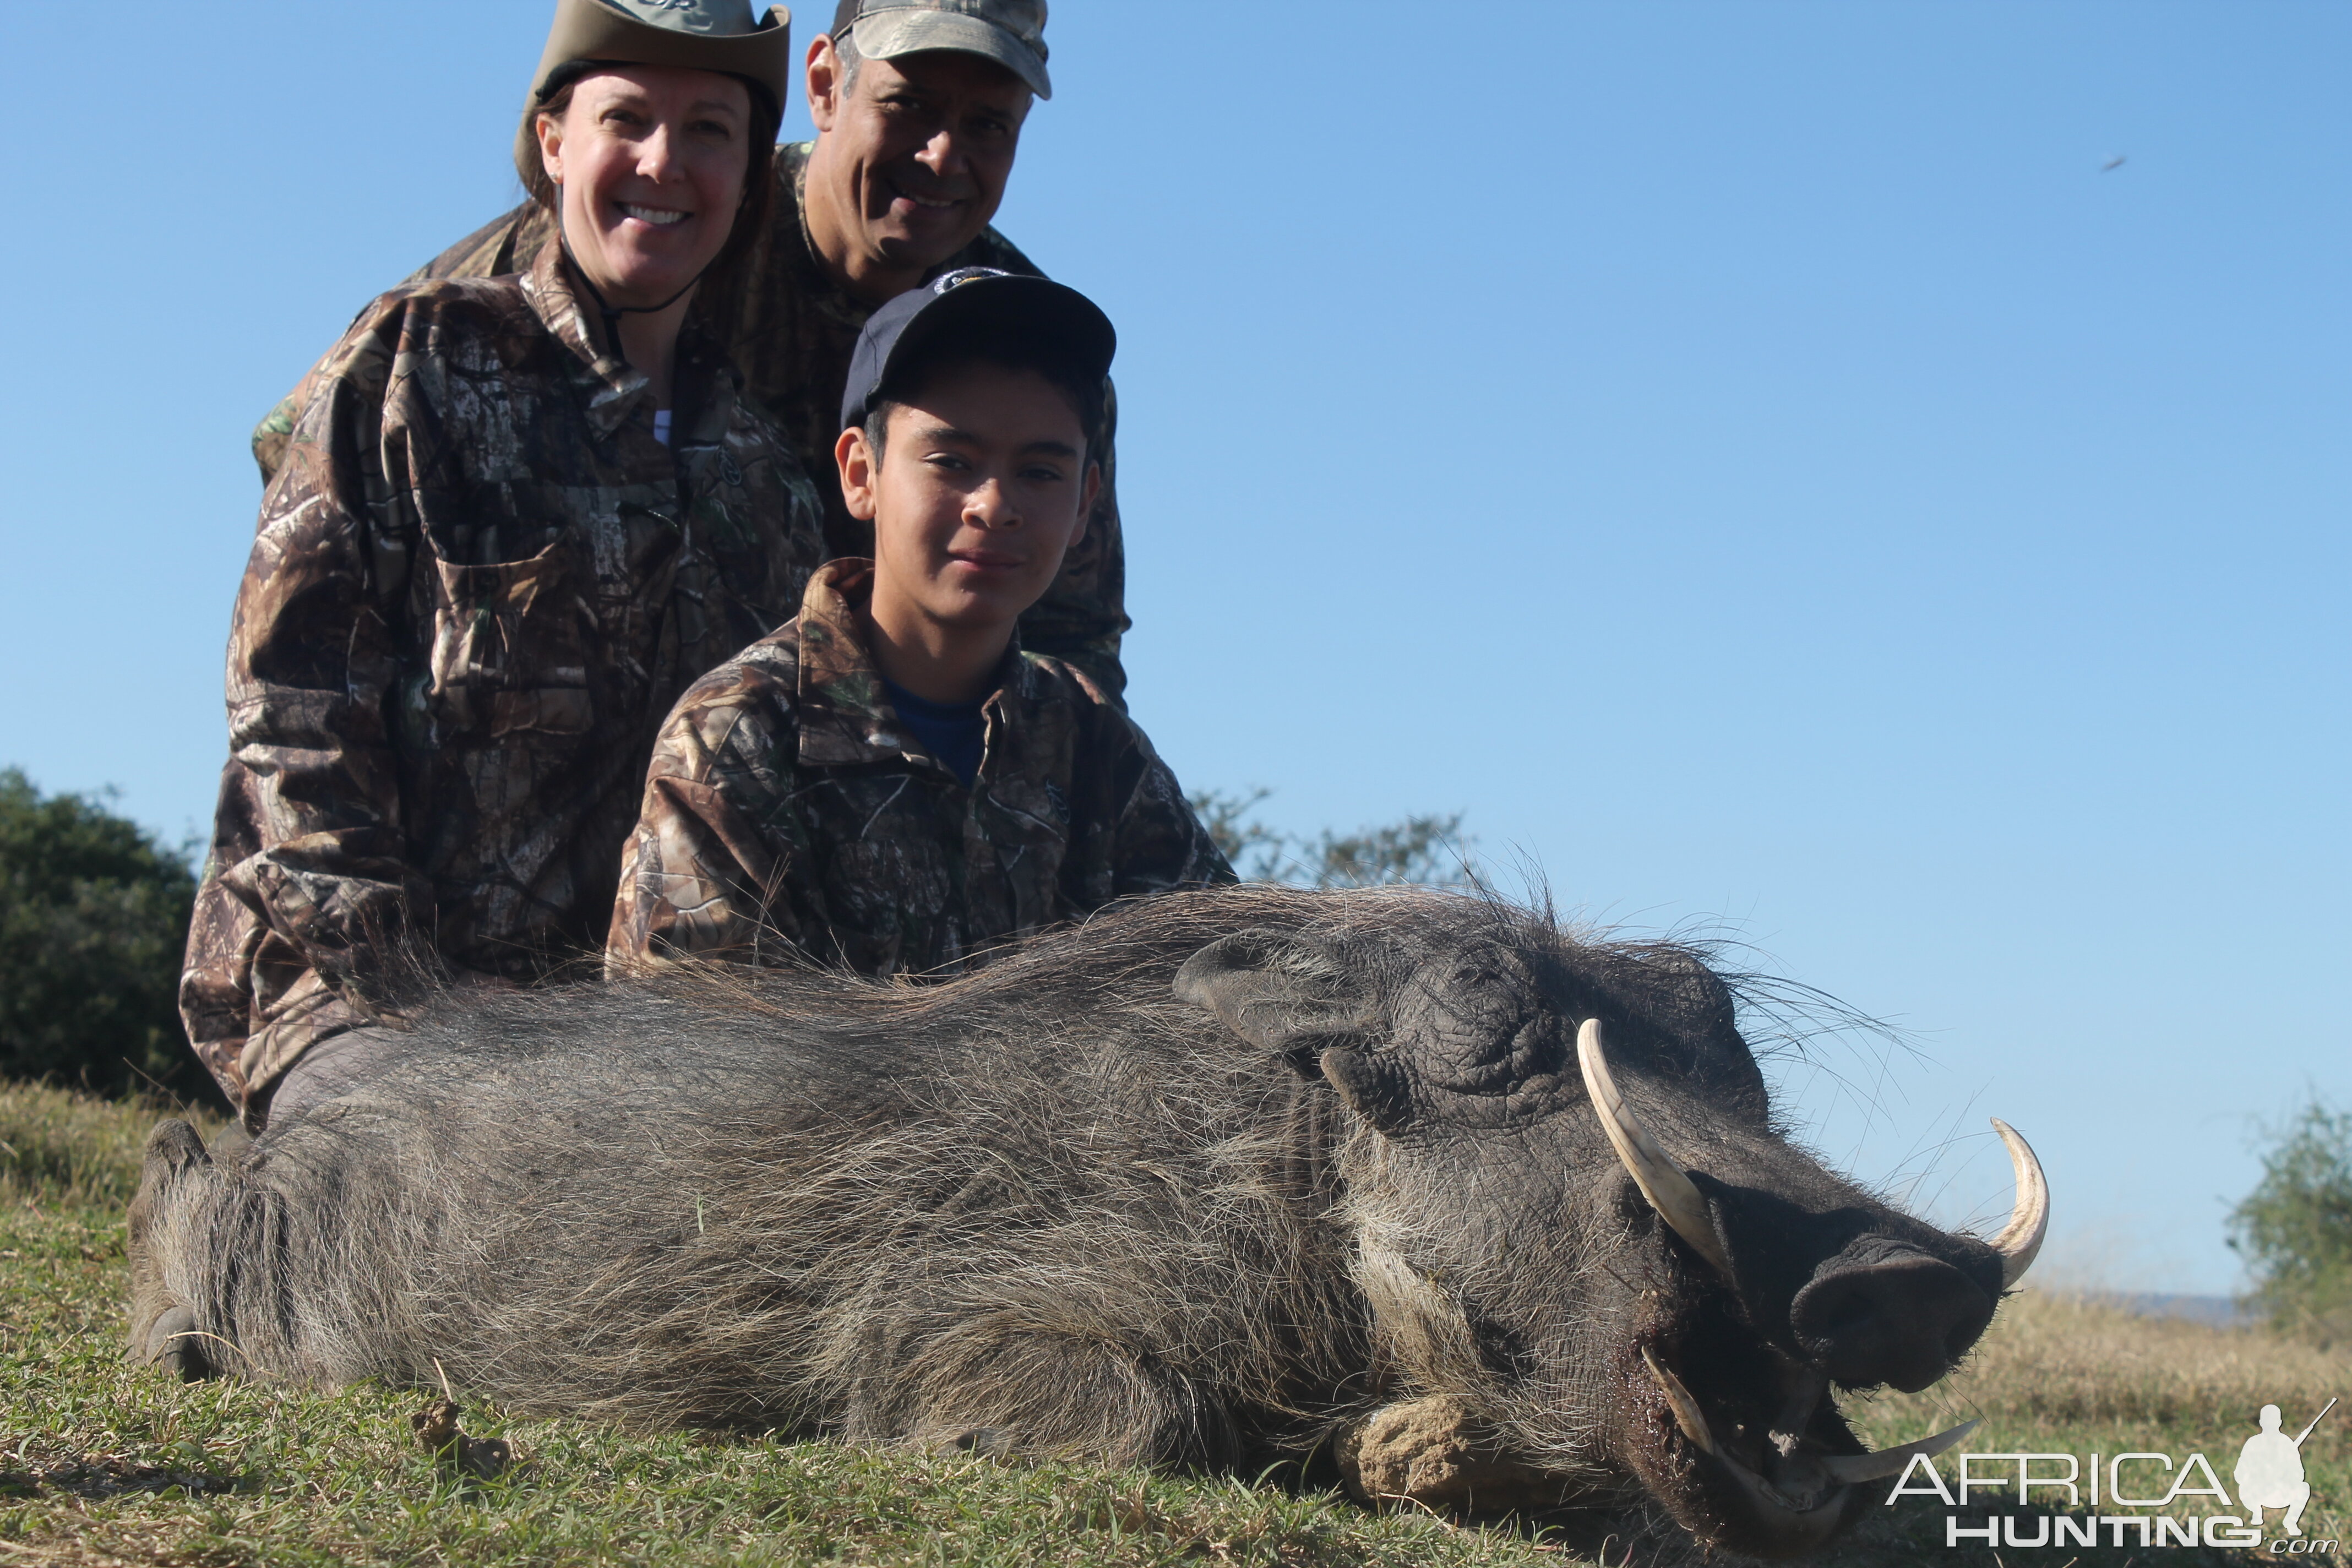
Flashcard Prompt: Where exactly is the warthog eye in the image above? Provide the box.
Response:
[1420,1016,1560,1096]
[1406,949,1567,1101]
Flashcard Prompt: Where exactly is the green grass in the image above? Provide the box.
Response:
[0,1081,219,1208]
[3,1084,2347,1566]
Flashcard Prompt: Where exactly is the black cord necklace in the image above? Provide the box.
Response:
[557,220,711,371]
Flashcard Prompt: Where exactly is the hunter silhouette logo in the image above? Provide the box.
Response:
[2239,1400,2335,1537]
[1890,1396,2339,1551]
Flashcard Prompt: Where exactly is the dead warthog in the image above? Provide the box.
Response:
[129,885,2043,1557]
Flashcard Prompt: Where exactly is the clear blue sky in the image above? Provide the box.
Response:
[0,3,2342,1293]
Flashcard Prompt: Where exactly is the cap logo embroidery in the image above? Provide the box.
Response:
[933,267,1009,295]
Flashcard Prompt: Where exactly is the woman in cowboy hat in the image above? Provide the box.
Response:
[177,0,830,1135]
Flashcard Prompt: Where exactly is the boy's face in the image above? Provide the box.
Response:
[837,360,1098,636]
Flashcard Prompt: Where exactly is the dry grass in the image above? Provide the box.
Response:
[1884,1285,2350,1432]
[1837,1285,2352,1560]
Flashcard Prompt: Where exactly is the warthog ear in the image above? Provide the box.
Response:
[1173,930,1414,1132]
[1174,930,1366,1058]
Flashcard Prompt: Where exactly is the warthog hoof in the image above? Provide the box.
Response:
[1339,1397,1572,1514]
[141,1305,217,1382]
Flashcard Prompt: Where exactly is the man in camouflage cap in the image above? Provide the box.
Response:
[252,0,1133,701]
[609,269,1228,975]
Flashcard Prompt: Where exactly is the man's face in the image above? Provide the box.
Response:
[839,360,1097,635]
[807,48,1031,276]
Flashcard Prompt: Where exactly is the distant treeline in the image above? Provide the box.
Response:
[1188,788,1474,889]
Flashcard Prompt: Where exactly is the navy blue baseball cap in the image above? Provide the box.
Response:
[839,267,1116,433]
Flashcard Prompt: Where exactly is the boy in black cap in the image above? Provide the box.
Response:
[609,271,1231,975]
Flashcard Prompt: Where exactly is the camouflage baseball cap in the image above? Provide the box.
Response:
[831,0,1051,99]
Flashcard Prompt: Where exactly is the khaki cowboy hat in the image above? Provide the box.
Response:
[831,0,1050,99]
[516,0,794,184]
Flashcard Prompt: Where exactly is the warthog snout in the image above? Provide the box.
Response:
[1790,1236,1995,1392]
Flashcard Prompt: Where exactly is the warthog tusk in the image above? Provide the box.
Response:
[1641,1347,1716,1456]
[1642,1346,1981,1492]
[1817,1418,1981,1484]
[1577,1019,1734,1278]
[1986,1118,2047,1289]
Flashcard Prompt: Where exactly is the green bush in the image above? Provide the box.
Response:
[0,767,220,1108]
[2229,1098,2352,1344]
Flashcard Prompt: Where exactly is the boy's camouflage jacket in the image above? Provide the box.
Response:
[184,238,827,1112]
[251,144,1130,701]
[609,559,1230,977]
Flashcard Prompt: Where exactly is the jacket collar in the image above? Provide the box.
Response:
[796,559,1028,772]
[520,234,654,439]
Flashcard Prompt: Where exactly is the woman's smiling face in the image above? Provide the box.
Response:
[537,64,753,309]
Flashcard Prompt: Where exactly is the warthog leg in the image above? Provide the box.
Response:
[127,1119,221,1382]
[1337,1398,1575,1513]
[850,1333,1242,1469]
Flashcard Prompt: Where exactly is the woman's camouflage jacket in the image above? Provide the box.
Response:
[183,237,827,1113]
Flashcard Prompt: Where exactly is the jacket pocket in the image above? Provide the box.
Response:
[424,537,592,739]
